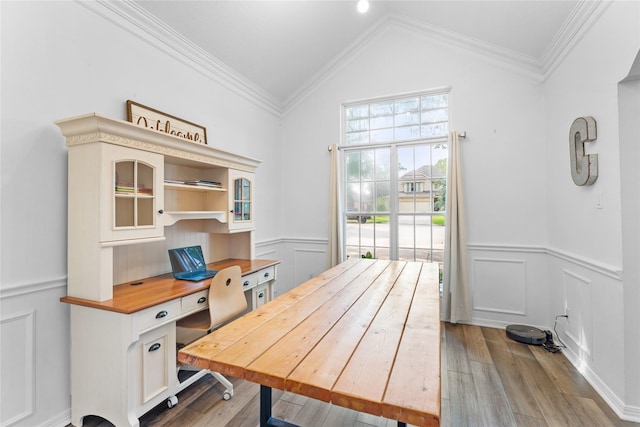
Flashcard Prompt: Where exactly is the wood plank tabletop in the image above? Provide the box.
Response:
[178,258,441,427]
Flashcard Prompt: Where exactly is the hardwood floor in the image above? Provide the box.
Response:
[77,324,638,427]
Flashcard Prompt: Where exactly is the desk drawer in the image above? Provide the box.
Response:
[181,290,209,314]
[242,272,258,291]
[257,266,276,285]
[134,299,181,333]
[242,266,276,292]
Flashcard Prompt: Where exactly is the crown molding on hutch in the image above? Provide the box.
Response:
[77,0,283,118]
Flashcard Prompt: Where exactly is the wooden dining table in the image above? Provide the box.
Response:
[178,258,441,427]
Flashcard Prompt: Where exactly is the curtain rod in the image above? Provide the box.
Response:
[328,131,467,151]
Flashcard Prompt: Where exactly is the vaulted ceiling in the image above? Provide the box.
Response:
[128,0,600,112]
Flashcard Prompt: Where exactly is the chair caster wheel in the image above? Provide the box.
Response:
[167,395,178,408]
[223,391,232,401]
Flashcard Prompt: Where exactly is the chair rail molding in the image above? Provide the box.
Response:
[467,242,622,280]
[0,277,68,300]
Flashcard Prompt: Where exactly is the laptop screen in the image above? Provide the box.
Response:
[168,245,207,276]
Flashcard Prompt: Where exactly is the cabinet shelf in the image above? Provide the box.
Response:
[162,210,227,226]
[115,193,155,197]
[164,182,227,192]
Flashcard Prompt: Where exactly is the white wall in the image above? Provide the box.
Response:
[2,0,639,425]
[0,2,282,426]
[281,21,549,321]
[280,1,639,421]
[543,1,639,419]
[619,50,640,418]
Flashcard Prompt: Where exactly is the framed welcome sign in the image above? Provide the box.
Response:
[126,100,207,145]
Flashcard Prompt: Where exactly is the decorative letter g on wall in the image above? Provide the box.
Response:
[569,116,598,186]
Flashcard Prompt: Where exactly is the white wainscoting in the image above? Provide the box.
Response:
[0,310,35,426]
[472,257,527,316]
[562,268,593,358]
[294,248,328,285]
[3,239,637,426]
[263,237,328,296]
[0,279,70,427]
[468,243,637,423]
[467,244,549,329]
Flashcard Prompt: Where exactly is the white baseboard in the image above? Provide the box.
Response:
[561,345,640,423]
[39,409,70,427]
[468,316,640,424]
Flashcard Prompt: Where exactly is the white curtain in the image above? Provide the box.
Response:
[327,144,342,267]
[442,131,472,323]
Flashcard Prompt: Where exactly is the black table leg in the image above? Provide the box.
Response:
[259,385,406,427]
[259,385,299,427]
[260,385,272,427]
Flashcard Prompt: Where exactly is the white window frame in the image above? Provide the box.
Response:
[340,88,450,262]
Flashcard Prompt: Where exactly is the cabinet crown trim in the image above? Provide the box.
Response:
[56,113,261,172]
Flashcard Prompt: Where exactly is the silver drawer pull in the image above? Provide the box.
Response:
[263,272,270,278]
[243,280,250,287]
[155,310,168,319]
[258,292,264,298]
[197,297,207,304]
[148,343,161,352]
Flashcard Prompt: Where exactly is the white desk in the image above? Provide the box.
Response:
[61,259,279,427]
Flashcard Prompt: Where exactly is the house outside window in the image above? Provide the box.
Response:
[342,90,449,263]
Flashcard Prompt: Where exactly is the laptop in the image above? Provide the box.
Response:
[168,245,218,281]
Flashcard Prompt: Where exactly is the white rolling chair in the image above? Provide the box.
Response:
[175,265,247,401]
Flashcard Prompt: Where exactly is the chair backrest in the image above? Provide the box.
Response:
[207,265,247,331]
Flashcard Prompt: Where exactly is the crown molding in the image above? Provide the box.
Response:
[282,12,550,113]
[77,0,284,117]
[396,13,545,75]
[540,0,612,79]
[79,0,609,118]
[282,11,548,114]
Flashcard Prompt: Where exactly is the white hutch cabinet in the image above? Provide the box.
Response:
[56,113,277,427]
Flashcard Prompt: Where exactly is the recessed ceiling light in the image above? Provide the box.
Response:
[357,0,369,14]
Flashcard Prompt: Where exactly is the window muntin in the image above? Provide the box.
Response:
[342,90,448,263]
[345,93,449,145]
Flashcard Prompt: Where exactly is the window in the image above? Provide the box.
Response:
[404,182,424,193]
[342,90,449,265]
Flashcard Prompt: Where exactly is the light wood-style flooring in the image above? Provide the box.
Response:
[77,323,638,427]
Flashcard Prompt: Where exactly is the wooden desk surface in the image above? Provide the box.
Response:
[178,259,441,426]
[60,258,280,314]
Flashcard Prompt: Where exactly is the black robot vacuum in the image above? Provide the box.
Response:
[506,324,547,345]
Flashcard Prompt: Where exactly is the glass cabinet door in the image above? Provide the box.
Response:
[233,177,251,223]
[228,170,254,231]
[102,144,164,243]
[114,160,156,228]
